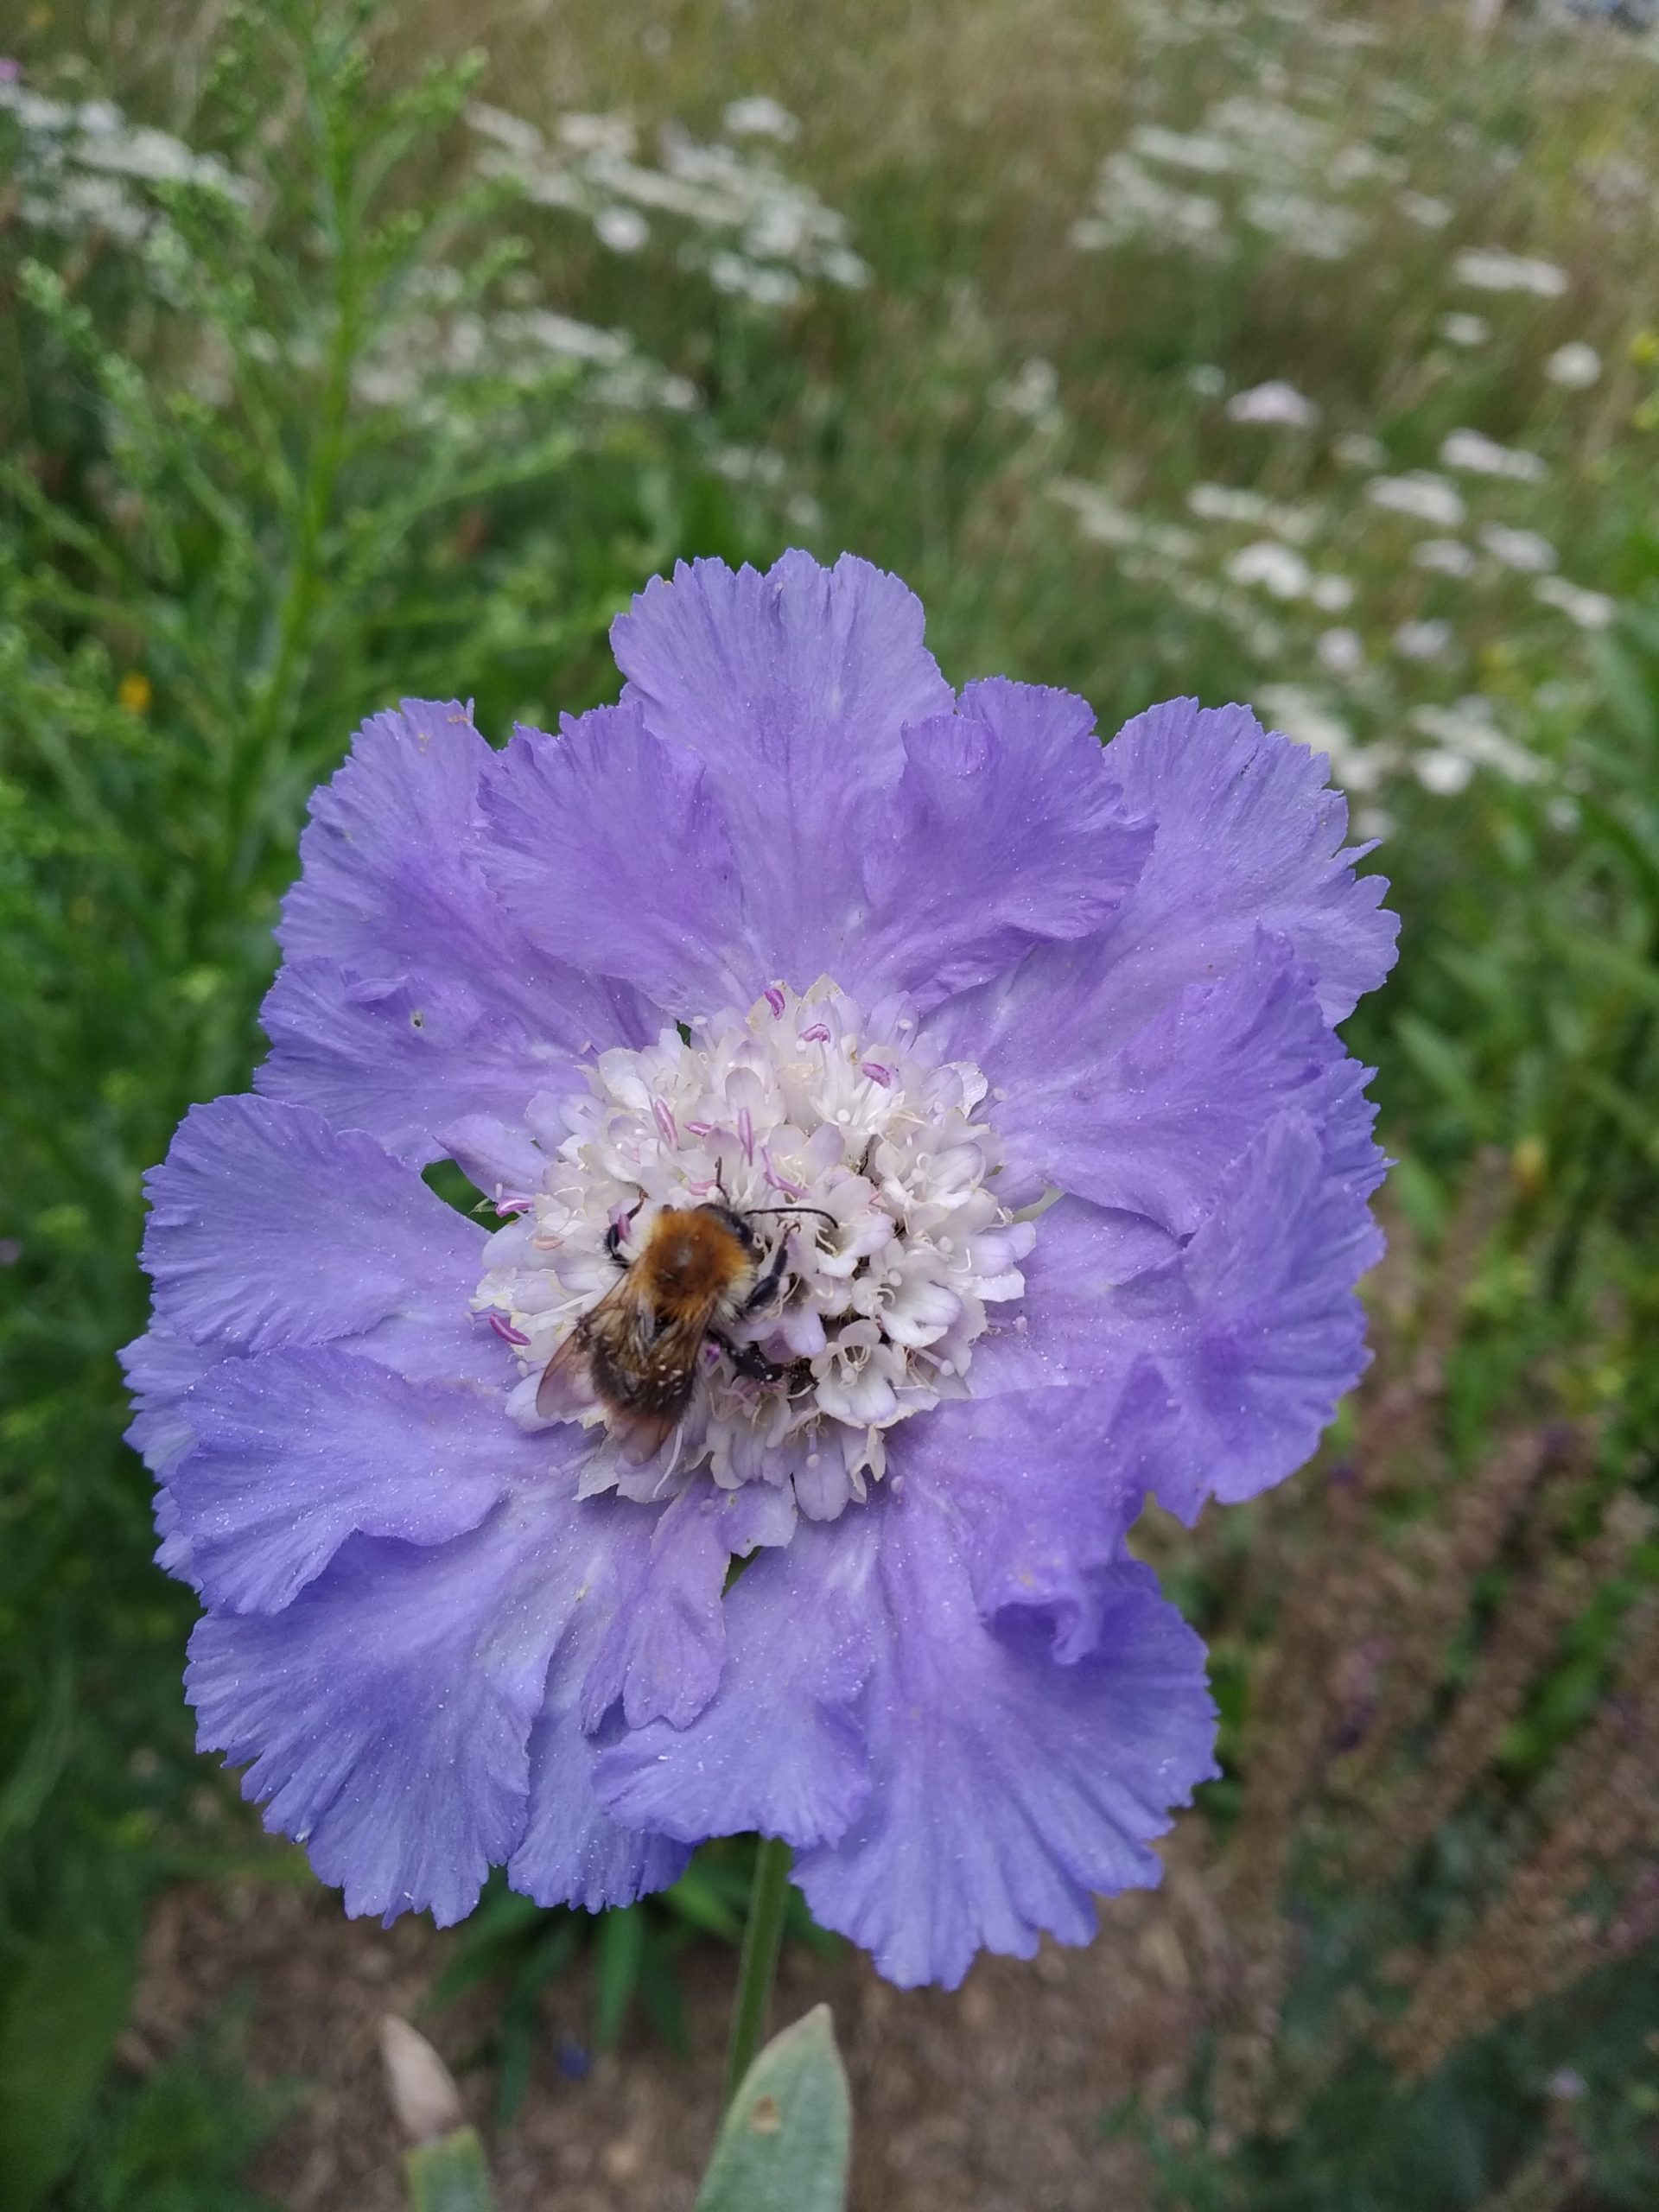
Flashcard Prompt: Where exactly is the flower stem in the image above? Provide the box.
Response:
[722,1835,793,2109]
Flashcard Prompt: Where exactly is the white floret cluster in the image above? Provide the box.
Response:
[474,982,1035,1520]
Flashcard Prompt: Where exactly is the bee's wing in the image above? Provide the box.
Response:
[610,1405,681,1465]
[537,1278,639,1420]
[536,1321,599,1419]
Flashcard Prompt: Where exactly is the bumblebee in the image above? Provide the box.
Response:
[537,1197,830,1462]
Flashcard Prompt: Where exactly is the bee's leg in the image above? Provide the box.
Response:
[604,1192,647,1270]
[738,1239,793,1318]
[712,1332,784,1385]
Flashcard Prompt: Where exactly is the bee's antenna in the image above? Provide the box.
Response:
[744,1204,838,1230]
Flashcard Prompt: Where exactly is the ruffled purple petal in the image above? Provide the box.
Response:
[1104,1110,1383,1520]
[168,1348,537,1615]
[577,1482,731,1732]
[593,1510,881,1850]
[612,553,953,988]
[887,1384,1141,1663]
[256,701,655,1163]
[929,703,1396,1211]
[120,1325,219,1483]
[854,680,1154,1013]
[480,705,751,1015]
[791,1484,1217,1989]
[988,933,1378,1233]
[507,1502,701,1911]
[140,1095,488,1367]
[1103,699,1399,1027]
[972,1104,1378,1525]
[509,1700,691,1914]
[187,1495,576,1927]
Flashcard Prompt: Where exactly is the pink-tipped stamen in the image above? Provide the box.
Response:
[764,985,786,1018]
[494,1193,537,1217]
[861,1061,894,1088]
[684,1119,715,1139]
[799,1021,831,1045]
[486,1312,531,1346]
[738,1106,755,1163]
[762,1145,808,1200]
[652,1097,678,1146]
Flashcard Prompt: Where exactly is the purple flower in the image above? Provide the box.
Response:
[124,552,1395,1986]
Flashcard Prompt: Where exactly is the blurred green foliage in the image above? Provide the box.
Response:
[0,0,1656,2204]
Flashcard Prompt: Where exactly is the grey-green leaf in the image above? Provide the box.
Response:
[404,2126,498,2212]
[694,2005,851,2212]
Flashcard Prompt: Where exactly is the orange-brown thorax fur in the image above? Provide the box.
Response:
[636,1207,752,1314]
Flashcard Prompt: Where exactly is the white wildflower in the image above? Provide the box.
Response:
[557,112,639,159]
[1051,480,1198,560]
[1366,473,1466,528]
[1440,429,1547,482]
[1226,380,1319,428]
[1187,483,1318,541]
[1413,538,1476,577]
[723,96,801,143]
[467,102,544,158]
[1128,124,1236,174]
[1310,574,1356,612]
[993,358,1061,421]
[1535,576,1617,629]
[1437,312,1489,346]
[1395,620,1453,661]
[1399,190,1452,228]
[1334,431,1387,469]
[1226,541,1312,598]
[1454,248,1569,297]
[1316,626,1365,676]
[594,204,650,251]
[1071,153,1228,256]
[1544,342,1601,390]
[1186,364,1227,397]
[1243,188,1361,260]
[1479,523,1557,573]
[1412,699,1542,782]
[1414,749,1474,794]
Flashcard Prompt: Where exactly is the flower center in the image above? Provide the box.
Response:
[474,980,1035,1518]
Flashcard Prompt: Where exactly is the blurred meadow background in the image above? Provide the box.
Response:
[3,0,1659,2204]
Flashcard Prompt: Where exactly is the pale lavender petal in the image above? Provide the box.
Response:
[507,1504,696,1911]
[578,1482,730,1731]
[1104,1111,1383,1520]
[593,1510,881,1849]
[188,1496,575,1927]
[855,680,1153,1011]
[141,1094,490,1372]
[168,1348,537,1614]
[611,552,952,988]
[792,1485,1217,1989]
[1099,698,1399,1029]
[988,933,1380,1234]
[929,703,1396,1190]
[257,701,656,1162]
[481,705,750,1014]
[120,1325,218,1482]
[887,1384,1141,1662]
[972,1111,1378,1525]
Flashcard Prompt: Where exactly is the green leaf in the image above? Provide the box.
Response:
[693,2005,851,2212]
[0,1877,145,2209]
[592,1904,645,2051]
[404,2126,497,2212]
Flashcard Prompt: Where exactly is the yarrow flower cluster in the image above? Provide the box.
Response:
[125,552,1396,1987]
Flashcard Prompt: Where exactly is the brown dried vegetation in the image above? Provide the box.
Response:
[1155,1151,1657,2197]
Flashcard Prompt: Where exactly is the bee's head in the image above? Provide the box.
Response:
[691,1201,760,1257]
